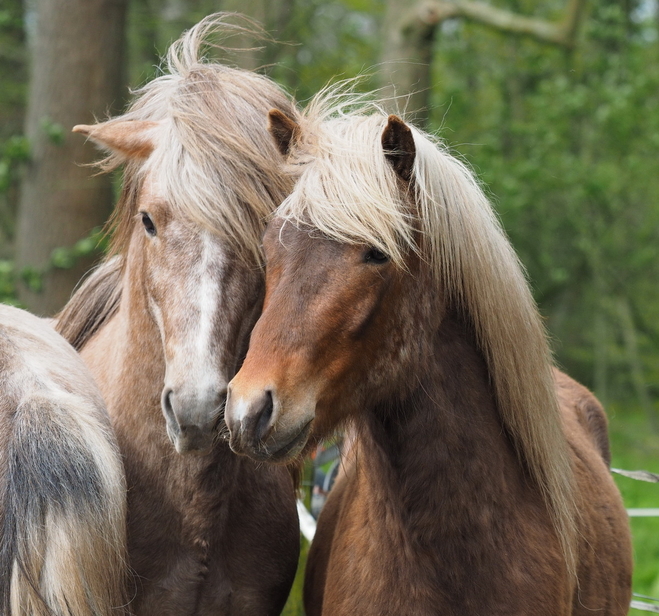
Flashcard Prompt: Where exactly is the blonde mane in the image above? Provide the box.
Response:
[279,91,577,575]
[58,15,297,348]
[100,14,297,263]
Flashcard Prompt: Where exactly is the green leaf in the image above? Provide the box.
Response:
[19,266,43,293]
[40,118,65,146]
[50,246,76,269]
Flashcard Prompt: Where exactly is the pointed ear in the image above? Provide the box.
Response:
[381,115,416,182]
[268,109,300,156]
[72,120,160,159]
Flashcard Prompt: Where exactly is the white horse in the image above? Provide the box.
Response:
[0,304,127,616]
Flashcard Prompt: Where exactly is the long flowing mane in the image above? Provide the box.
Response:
[57,14,297,350]
[56,257,123,350]
[278,90,577,574]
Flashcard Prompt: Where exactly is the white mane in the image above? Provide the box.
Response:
[100,14,297,262]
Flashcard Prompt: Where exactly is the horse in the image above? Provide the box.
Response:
[55,15,301,615]
[224,97,634,615]
[0,304,127,616]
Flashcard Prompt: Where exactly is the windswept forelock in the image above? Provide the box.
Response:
[165,12,269,78]
[278,113,415,266]
[279,88,578,576]
[91,14,296,263]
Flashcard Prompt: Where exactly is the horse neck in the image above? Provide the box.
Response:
[80,256,165,431]
[358,312,535,539]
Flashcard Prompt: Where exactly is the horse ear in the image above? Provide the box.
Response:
[381,115,416,182]
[268,109,300,156]
[72,120,159,159]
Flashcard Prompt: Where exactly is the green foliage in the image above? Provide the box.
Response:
[0,134,28,193]
[0,134,28,259]
[268,0,384,101]
[281,537,309,616]
[609,405,659,604]
[0,227,108,304]
[431,1,659,410]
[0,0,27,256]
[0,259,18,304]
[40,117,65,146]
[0,0,25,139]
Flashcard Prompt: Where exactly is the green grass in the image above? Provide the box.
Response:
[281,538,309,616]
[608,404,659,615]
[281,406,659,615]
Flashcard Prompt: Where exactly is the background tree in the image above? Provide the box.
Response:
[380,0,588,125]
[15,0,127,315]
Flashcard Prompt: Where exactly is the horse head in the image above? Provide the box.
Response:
[74,118,267,455]
[225,111,434,461]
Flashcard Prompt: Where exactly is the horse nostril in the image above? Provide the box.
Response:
[255,390,274,442]
[162,388,175,419]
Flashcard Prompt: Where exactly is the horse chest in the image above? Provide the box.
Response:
[315,452,571,616]
[323,514,570,616]
[121,443,298,616]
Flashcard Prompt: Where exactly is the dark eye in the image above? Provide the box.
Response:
[141,212,156,237]
[364,247,389,264]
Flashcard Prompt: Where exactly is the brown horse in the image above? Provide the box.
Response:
[56,16,300,616]
[0,304,127,616]
[225,97,633,615]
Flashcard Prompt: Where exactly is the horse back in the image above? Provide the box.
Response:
[0,305,128,616]
[553,368,611,466]
[554,369,632,616]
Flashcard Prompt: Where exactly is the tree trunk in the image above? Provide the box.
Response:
[16,0,127,316]
[380,0,440,126]
[379,0,589,127]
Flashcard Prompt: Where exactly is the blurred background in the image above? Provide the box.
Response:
[0,0,658,612]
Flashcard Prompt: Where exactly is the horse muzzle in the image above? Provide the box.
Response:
[225,385,314,463]
[161,386,226,455]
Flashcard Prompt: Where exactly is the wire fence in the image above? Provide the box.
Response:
[632,596,659,613]
[611,468,659,613]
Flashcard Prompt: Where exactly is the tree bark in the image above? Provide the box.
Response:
[379,0,589,127]
[380,0,447,125]
[16,0,127,315]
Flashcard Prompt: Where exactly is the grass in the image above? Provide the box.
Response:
[281,406,659,615]
[608,404,659,615]
[282,538,309,616]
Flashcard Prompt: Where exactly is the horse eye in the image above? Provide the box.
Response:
[141,213,157,237]
[364,248,389,264]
